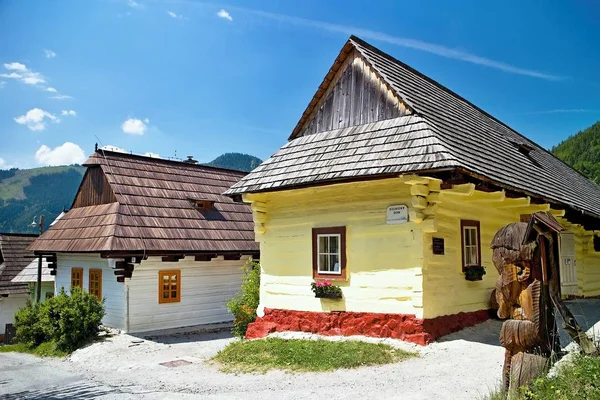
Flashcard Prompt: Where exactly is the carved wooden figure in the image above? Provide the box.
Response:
[491,212,596,394]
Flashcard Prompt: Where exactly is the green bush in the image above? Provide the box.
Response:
[227,259,260,337]
[14,287,105,352]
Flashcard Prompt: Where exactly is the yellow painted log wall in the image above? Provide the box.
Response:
[249,178,424,318]
[422,193,550,319]
[558,218,600,297]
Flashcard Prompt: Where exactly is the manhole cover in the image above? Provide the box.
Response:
[160,359,193,368]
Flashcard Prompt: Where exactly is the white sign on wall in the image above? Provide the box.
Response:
[386,204,409,224]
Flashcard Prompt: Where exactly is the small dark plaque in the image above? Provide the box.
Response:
[432,238,445,255]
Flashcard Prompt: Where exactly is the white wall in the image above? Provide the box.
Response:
[56,253,126,330]
[0,293,28,334]
[127,256,247,333]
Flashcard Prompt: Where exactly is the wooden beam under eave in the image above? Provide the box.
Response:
[439,183,475,197]
[461,190,506,203]
[550,209,566,217]
[497,197,530,208]
[243,193,267,203]
[401,174,430,185]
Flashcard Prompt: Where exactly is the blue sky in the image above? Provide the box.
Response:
[1,0,599,169]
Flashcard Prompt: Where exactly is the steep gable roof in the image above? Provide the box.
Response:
[227,36,600,222]
[0,233,37,295]
[30,151,259,255]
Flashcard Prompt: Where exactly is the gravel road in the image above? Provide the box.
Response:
[1,321,506,400]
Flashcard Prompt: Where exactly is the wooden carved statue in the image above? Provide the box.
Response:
[491,212,596,394]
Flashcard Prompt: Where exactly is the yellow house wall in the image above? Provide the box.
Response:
[422,190,553,319]
[558,218,600,297]
[247,178,424,319]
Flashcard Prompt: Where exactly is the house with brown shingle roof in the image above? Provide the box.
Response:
[0,233,37,341]
[30,149,259,333]
[225,36,600,344]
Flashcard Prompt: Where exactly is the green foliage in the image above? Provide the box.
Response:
[226,259,261,337]
[0,341,68,358]
[552,121,600,183]
[483,355,600,400]
[14,287,105,353]
[207,153,262,172]
[213,338,416,373]
[0,165,84,233]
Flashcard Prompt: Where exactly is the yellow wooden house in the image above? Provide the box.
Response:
[225,36,600,345]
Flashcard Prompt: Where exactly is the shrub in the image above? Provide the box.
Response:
[14,300,45,347]
[14,287,105,352]
[227,259,260,337]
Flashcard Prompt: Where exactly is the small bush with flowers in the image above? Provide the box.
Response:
[310,280,343,299]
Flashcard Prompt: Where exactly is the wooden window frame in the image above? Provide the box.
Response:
[71,268,83,289]
[312,227,347,281]
[89,269,102,301]
[159,270,181,304]
[461,220,481,271]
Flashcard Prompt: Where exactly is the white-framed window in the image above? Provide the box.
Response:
[317,234,342,274]
[312,226,346,280]
[461,220,481,269]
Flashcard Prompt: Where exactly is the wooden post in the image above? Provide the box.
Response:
[36,215,44,304]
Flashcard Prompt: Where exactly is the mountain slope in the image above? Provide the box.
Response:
[207,153,262,172]
[552,121,600,183]
[0,166,85,233]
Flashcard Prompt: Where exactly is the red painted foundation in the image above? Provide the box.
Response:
[246,308,490,345]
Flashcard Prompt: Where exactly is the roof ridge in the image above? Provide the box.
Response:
[89,149,250,175]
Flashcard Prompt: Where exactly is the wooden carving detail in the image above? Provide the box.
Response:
[491,214,597,393]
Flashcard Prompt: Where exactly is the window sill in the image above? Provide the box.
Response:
[314,275,348,282]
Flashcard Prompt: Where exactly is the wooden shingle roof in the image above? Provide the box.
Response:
[0,233,37,295]
[227,36,600,222]
[29,151,258,255]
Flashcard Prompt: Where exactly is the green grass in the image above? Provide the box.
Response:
[212,338,416,373]
[484,355,600,400]
[0,341,68,358]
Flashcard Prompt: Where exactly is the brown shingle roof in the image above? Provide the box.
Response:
[29,151,258,255]
[0,234,37,295]
[226,36,600,223]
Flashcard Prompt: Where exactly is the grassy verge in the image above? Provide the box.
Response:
[212,338,416,373]
[485,355,600,400]
[0,341,68,358]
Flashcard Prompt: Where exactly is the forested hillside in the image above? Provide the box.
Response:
[552,121,600,183]
[207,153,262,172]
[0,152,262,233]
[0,166,84,233]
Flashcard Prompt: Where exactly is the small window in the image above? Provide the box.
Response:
[159,270,181,304]
[89,269,102,301]
[71,268,83,289]
[312,227,346,280]
[594,235,600,252]
[461,220,481,270]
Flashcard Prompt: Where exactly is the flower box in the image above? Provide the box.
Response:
[464,265,486,281]
[311,280,343,300]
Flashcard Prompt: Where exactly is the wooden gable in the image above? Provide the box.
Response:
[71,166,117,208]
[295,48,412,138]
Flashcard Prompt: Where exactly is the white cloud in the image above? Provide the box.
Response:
[167,10,187,20]
[100,145,128,153]
[167,11,177,18]
[1,62,46,85]
[35,142,86,166]
[144,152,160,158]
[0,81,5,88]
[4,62,27,72]
[128,0,140,8]
[51,94,73,100]
[61,110,76,117]
[121,118,148,135]
[44,49,57,58]
[14,108,59,131]
[0,157,7,168]
[217,9,233,21]
[45,87,57,92]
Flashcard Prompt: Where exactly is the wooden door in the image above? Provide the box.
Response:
[559,232,578,296]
